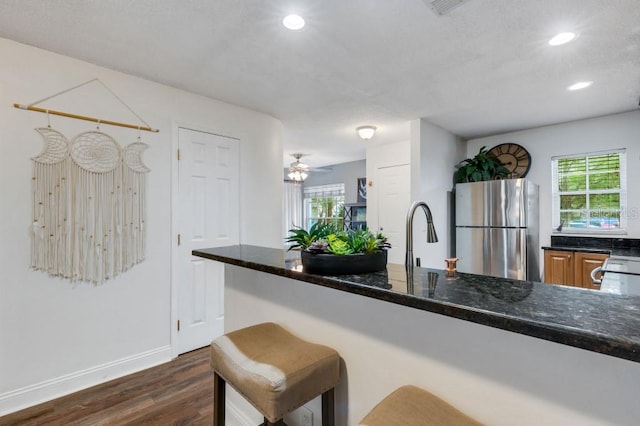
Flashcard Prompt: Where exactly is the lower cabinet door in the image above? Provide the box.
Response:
[544,250,574,285]
[574,252,608,289]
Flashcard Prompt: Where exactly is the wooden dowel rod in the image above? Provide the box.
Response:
[13,103,160,133]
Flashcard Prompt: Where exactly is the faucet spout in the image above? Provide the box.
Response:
[405,201,438,270]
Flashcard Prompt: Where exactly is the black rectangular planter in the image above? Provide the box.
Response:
[301,250,388,275]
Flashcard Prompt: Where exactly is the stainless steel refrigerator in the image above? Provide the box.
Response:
[455,179,540,281]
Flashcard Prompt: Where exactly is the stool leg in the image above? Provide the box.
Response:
[321,388,335,426]
[213,372,225,426]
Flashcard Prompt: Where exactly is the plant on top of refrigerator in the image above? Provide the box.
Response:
[454,146,510,183]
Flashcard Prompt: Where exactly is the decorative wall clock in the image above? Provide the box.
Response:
[488,143,531,178]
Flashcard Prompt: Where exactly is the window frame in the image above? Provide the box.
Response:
[303,183,345,230]
[551,148,627,234]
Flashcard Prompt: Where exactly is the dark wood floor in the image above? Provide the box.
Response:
[0,347,213,426]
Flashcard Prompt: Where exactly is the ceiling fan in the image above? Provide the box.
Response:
[287,153,332,181]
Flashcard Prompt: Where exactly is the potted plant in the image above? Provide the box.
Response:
[286,223,391,275]
[454,146,510,183]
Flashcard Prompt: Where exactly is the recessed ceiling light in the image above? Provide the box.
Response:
[283,14,305,30]
[568,81,593,91]
[549,32,576,46]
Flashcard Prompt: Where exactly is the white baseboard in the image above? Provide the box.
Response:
[0,345,172,417]
[227,399,258,426]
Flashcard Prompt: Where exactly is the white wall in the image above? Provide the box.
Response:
[0,38,283,414]
[300,159,366,204]
[410,119,466,268]
[467,111,640,249]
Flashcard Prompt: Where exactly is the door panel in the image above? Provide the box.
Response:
[191,259,206,323]
[177,128,239,354]
[575,252,608,289]
[377,164,410,265]
[216,178,231,239]
[544,250,574,285]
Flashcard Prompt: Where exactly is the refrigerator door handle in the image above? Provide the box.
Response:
[483,228,491,274]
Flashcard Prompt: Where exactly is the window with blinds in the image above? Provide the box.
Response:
[303,183,345,230]
[551,149,626,232]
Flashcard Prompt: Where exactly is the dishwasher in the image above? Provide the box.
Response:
[592,256,640,296]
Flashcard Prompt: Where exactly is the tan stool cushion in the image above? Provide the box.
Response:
[359,385,483,426]
[210,322,340,423]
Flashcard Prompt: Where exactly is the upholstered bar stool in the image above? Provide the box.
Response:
[210,322,340,426]
[359,385,483,426]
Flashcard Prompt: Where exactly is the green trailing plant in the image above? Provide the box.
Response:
[286,225,390,255]
[454,145,510,183]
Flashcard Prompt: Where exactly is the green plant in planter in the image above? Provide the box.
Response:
[454,146,510,183]
[286,223,338,250]
[286,224,390,255]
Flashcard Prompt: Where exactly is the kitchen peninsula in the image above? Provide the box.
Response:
[194,245,640,425]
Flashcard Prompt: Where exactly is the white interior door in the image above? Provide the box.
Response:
[176,128,239,354]
[377,164,410,265]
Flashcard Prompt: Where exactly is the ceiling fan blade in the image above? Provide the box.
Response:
[311,166,333,173]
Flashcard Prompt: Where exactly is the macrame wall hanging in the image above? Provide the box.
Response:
[15,79,159,284]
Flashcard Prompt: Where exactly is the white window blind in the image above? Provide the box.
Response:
[551,149,626,233]
[303,183,345,198]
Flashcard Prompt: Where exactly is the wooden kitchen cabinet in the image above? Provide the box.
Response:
[574,252,608,289]
[544,250,574,286]
[543,249,608,289]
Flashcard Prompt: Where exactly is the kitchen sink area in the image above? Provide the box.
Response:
[598,256,640,296]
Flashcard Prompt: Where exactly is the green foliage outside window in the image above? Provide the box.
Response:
[307,196,344,229]
[303,183,346,231]
[554,152,624,231]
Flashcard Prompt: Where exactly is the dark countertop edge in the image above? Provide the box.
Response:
[541,246,612,255]
[193,248,640,364]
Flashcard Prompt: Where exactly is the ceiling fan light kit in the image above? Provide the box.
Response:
[288,170,308,181]
[288,153,310,181]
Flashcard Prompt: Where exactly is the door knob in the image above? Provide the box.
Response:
[379,226,384,231]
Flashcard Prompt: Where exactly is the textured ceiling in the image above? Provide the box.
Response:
[0,0,639,167]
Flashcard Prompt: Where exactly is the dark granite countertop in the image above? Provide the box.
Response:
[193,245,640,364]
[541,245,612,255]
[601,272,640,296]
[543,236,640,257]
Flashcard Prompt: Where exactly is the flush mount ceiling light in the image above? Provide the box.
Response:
[288,153,309,181]
[568,81,593,91]
[283,14,305,30]
[549,32,576,46]
[357,125,377,140]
